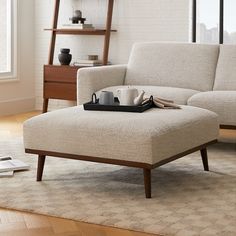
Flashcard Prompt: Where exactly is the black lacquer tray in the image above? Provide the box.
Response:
[83,94,153,113]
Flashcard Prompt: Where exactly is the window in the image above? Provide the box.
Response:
[0,0,16,79]
[192,0,236,44]
[224,0,236,44]
[196,0,220,44]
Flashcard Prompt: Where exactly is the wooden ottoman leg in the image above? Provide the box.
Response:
[43,98,49,113]
[143,169,151,198]
[37,155,46,181]
[200,148,209,171]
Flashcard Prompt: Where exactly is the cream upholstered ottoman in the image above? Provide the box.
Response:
[23,106,219,198]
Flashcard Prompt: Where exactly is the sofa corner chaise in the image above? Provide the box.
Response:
[77,42,236,128]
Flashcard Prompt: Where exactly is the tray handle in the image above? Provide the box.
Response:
[92,93,98,104]
[142,95,153,106]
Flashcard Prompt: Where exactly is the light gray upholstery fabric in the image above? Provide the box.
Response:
[96,85,200,105]
[24,106,219,165]
[188,91,236,126]
[75,42,234,126]
[125,42,219,91]
[214,45,236,91]
[77,65,126,105]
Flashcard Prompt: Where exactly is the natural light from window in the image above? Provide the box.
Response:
[224,0,236,43]
[196,0,236,44]
[196,0,219,44]
[0,0,11,74]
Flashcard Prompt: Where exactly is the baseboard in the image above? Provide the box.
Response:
[220,124,236,130]
[0,97,35,116]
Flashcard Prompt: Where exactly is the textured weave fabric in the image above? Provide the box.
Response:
[214,45,236,91]
[76,42,234,127]
[125,42,219,91]
[96,85,200,105]
[188,91,236,126]
[77,65,127,105]
[24,106,218,165]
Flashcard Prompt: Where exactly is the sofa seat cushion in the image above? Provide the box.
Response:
[96,85,200,105]
[125,42,219,91]
[188,91,236,126]
[214,45,236,90]
[24,106,218,165]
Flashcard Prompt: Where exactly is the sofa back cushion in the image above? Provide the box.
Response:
[214,45,236,91]
[125,42,219,91]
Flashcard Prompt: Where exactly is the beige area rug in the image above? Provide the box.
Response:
[0,138,236,236]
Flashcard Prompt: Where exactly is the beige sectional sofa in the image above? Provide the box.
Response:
[77,42,236,128]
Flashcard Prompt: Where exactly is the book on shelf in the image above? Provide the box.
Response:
[0,159,30,173]
[73,60,111,67]
[75,59,103,64]
[62,24,94,30]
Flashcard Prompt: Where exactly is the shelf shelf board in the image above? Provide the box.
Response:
[45,64,106,69]
[44,28,117,35]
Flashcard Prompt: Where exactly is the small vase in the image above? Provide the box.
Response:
[58,48,72,65]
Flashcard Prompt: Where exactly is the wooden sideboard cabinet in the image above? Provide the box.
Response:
[43,65,80,109]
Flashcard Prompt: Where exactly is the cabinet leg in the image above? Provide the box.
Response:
[37,155,46,181]
[201,148,209,171]
[143,169,151,198]
[43,98,49,113]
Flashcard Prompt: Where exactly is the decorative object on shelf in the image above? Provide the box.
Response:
[62,23,94,29]
[69,10,86,24]
[73,55,111,67]
[88,55,99,60]
[58,48,72,65]
[74,55,99,67]
[73,61,112,67]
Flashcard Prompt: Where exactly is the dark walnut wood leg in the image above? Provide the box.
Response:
[200,148,209,171]
[43,98,49,113]
[143,169,151,198]
[37,155,46,181]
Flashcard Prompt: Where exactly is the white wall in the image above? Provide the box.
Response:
[35,0,191,110]
[0,0,35,116]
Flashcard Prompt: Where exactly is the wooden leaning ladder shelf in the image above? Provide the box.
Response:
[43,0,116,113]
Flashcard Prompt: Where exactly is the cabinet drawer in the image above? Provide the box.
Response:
[44,82,76,101]
[44,65,80,83]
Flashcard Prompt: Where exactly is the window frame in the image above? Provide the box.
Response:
[0,0,17,81]
[192,0,224,44]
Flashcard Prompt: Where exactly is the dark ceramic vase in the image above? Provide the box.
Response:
[58,48,72,65]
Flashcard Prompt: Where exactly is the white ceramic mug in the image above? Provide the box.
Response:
[117,88,138,106]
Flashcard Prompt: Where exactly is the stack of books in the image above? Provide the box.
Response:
[0,156,30,178]
[73,60,111,67]
[62,23,94,30]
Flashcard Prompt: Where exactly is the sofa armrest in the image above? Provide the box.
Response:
[77,65,127,105]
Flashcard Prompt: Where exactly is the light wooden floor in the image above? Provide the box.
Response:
[0,111,157,236]
[0,111,235,236]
